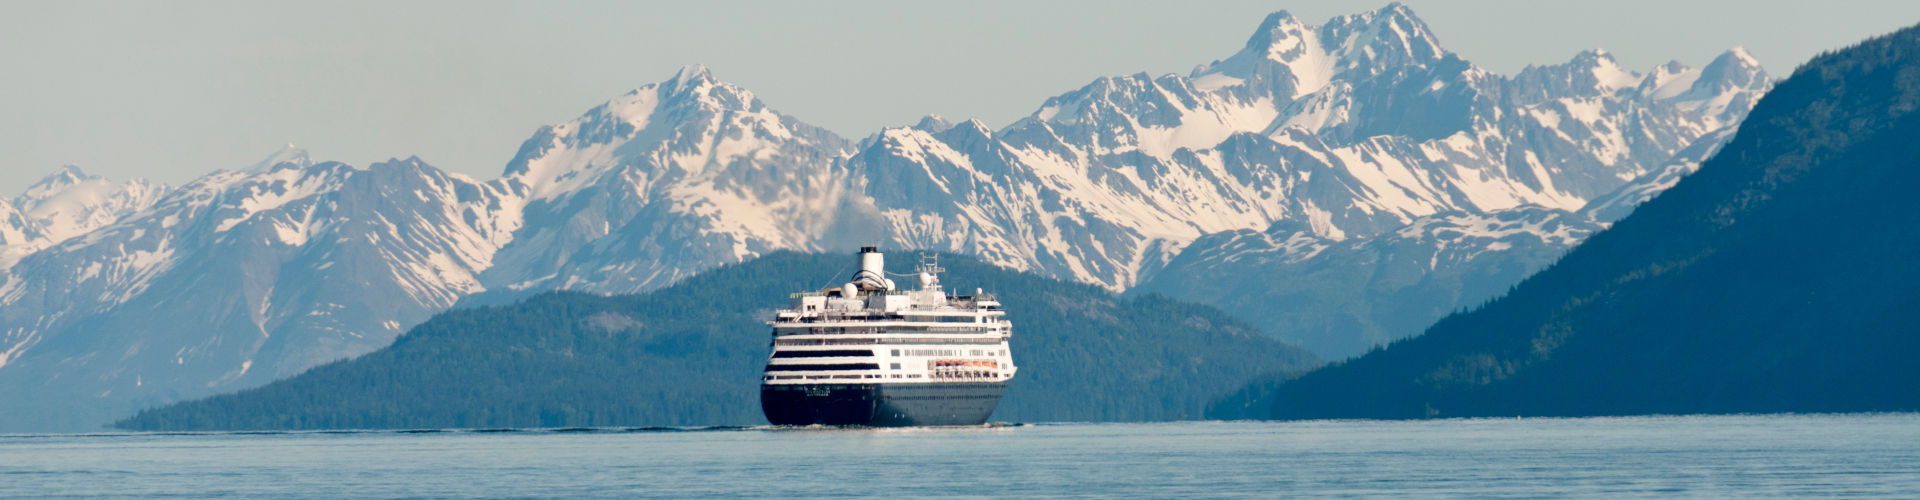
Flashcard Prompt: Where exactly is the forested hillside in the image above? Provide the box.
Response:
[0,4,1762,432]
[115,252,1318,430]
[1213,23,1920,420]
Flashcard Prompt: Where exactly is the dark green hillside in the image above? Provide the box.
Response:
[114,252,1318,430]
[1213,24,1920,420]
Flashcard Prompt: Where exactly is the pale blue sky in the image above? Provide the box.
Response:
[3,1,1917,194]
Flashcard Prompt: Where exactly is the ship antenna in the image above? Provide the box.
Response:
[917,252,943,275]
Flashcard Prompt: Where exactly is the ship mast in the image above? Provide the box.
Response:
[915,252,943,295]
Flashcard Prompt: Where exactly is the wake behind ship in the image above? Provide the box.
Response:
[760,248,1017,426]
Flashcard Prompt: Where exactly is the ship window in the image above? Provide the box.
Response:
[765,363,881,372]
[891,349,900,356]
[771,349,873,358]
[890,363,901,370]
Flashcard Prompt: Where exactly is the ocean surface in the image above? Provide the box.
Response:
[2,413,1916,498]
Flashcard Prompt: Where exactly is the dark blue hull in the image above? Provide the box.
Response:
[760,382,1005,426]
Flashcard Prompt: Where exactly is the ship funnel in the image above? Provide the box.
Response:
[852,246,890,290]
[860,247,883,275]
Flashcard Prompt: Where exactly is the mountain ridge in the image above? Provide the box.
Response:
[0,4,1766,431]
[1212,22,1920,420]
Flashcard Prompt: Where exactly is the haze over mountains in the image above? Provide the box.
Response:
[0,3,1766,431]
[1216,23,1920,419]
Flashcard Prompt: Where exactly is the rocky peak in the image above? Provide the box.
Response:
[1635,60,1694,97]
[20,165,90,198]
[1508,49,1646,104]
[656,64,756,112]
[911,114,956,134]
[936,118,996,148]
[1196,3,1449,101]
[1317,2,1447,73]
[1240,10,1312,57]
[500,64,849,200]
[665,64,715,91]
[11,164,167,247]
[1691,47,1768,95]
[244,143,313,173]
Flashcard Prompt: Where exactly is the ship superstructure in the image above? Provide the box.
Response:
[759,247,1017,426]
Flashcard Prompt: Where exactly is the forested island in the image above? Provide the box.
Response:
[117,252,1318,430]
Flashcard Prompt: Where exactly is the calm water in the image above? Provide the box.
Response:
[2,414,1916,498]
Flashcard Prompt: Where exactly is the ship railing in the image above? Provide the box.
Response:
[774,337,1008,346]
[778,314,999,325]
[772,325,1001,336]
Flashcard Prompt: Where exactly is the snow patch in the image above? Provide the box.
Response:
[1190,73,1244,92]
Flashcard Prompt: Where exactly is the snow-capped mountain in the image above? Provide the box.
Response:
[851,4,1769,290]
[0,166,166,268]
[1133,206,1604,359]
[0,3,1768,431]
[0,154,518,430]
[0,200,34,257]
[1580,125,1738,223]
[1133,125,1751,360]
[479,65,862,295]
[0,68,869,431]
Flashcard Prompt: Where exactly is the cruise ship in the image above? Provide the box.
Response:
[760,247,1017,426]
